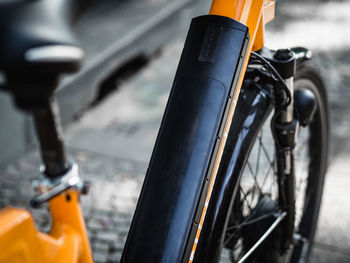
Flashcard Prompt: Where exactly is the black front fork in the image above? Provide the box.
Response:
[263,48,298,251]
[274,117,298,252]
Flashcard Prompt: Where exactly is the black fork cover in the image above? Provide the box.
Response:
[121,15,249,263]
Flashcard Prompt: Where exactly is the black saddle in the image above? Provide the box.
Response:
[0,0,89,109]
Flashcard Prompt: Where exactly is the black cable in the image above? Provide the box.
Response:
[248,51,294,151]
[249,51,292,109]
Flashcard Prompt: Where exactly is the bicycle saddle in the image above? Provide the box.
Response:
[0,0,91,109]
[0,0,86,74]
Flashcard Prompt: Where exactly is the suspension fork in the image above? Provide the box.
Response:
[267,48,298,251]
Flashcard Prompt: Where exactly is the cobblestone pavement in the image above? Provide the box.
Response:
[1,0,350,262]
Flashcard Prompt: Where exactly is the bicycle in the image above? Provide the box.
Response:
[0,0,329,263]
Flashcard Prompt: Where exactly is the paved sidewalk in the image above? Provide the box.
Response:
[1,0,350,262]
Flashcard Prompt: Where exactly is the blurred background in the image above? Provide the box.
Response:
[0,0,349,262]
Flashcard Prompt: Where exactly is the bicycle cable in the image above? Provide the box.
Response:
[249,51,292,109]
[248,51,295,152]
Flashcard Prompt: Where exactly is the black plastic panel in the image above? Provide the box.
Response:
[121,15,249,263]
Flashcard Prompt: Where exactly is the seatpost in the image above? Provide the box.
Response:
[30,99,88,207]
[33,99,69,178]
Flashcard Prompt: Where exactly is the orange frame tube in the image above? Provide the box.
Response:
[188,1,275,262]
[0,190,93,263]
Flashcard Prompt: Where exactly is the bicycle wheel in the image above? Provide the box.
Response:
[193,61,329,263]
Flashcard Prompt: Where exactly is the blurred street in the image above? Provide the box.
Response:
[1,0,350,262]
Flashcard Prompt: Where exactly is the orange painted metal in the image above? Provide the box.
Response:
[263,0,276,24]
[209,0,275,51]
[0,190,93,263]
[48,190,93,263]
[0,208,46,263]
[189,1,275,262]
[209,0,266,49]
[253,0,276,51]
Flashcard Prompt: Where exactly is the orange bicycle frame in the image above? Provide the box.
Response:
[210,0,275,100]
[0,190,93,263]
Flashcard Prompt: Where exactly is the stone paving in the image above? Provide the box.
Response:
[1,0,350,262]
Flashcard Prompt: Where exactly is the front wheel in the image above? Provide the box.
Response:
[193,61,329,263]
[289,62,329,262]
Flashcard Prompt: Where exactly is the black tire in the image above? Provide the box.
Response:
[289,62,329,262]
[207,61,329,263]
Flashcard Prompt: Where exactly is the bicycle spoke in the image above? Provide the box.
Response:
[260,160,274,192]
[259,139,274,168]
[240,186,253,213]
[255,133,262,177]
[226,212,275,231]
[247,161,262,194]
[246,161,262,203]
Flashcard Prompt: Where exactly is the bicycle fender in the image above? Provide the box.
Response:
[194,84,273,262]
[121,15,249,263]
